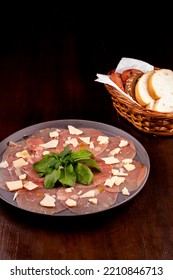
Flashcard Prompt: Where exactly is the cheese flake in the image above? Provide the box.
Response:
[19,174,27,180]
[13,191,18,201]
[114,176,125,186]
[123,163,135,171]
[79,136,91,144]
[112,169,128,176]
[0,160,9,168]
[110,147,121,156]
[88,198,97,205]
[104,177,116,188]
[6,180,23,191]
[39,139,58,149]
[104,175,125,187]
[65,137,79,147]
[68,125,83,135]
[119,139,128,147]
[15,150,31,158]
[89,141,94,149]
[97,135,109,145]
[42,150,50,155]
[13,158,28,168]
[65,187,73,193]
[80,190,95,198]
[101,156,120,164]
[65,198,77,207]
[40,194,56,207]
[122,187,130,196]
[23,181,38,190]
[49,130,60,138]
[122,158,132,164]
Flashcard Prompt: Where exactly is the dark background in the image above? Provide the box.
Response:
[0,1,173,68]
[0,1,173,139]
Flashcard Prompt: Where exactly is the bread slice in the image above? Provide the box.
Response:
[135,70,155,106]
[152,96,173,112]
[148,69,173,99]
[146,95,173,112]
[145,99,155,110]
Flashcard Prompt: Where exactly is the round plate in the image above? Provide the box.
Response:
[0,119,150,216]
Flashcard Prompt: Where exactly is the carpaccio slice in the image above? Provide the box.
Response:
[55,127,109,156]
[121,160,147,192]
[16,188,66,215]
[0,125,148,215]
[2,140,27,163]
[99,135,136,160]
[57,185,118,215]
[22,162,44,184]
[102,159,147,193]
[0,167,18,190]
[26,127,109,156]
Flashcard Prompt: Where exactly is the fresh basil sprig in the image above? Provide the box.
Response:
[33,145,101,188]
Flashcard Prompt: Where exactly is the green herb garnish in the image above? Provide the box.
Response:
[33,145,101,189]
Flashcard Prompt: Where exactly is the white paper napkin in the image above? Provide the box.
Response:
[116,57,154,73]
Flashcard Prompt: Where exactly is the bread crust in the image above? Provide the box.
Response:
[135,70,155,106]
[125,71,143,101]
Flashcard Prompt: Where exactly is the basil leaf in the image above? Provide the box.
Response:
[44,169,61,189]
[80,158,101,171]
[38,171,47,178]
[72,149,94,161]
[59,164,76,187]
[33,154,58,174]
[58,145,72,159]
[33,145,101,188]
[74,162,93,185]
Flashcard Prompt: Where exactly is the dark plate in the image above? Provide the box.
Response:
[0,119,150,216]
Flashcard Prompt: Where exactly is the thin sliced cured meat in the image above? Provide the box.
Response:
[102,184,120,193]
[76,128,109,156]
[26,138,44,151]
[55,128,109,156]
[0,125,148,215]
[23,163,44,186]
[57,185,118,215]
[118,160,148,192]
[26,127,62,143]
[99,135,136,161]
[0,167,19,190]
[16,187,66,215]
[25,128,64,156]
[2,140,27,164]
[25,127,109,156]
[103,159,147,193]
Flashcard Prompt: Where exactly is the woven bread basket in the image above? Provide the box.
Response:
[105,69,173,136]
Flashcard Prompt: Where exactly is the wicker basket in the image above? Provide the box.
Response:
[105,70,173,136]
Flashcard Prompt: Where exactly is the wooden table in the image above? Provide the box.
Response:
[0,5,173,260]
